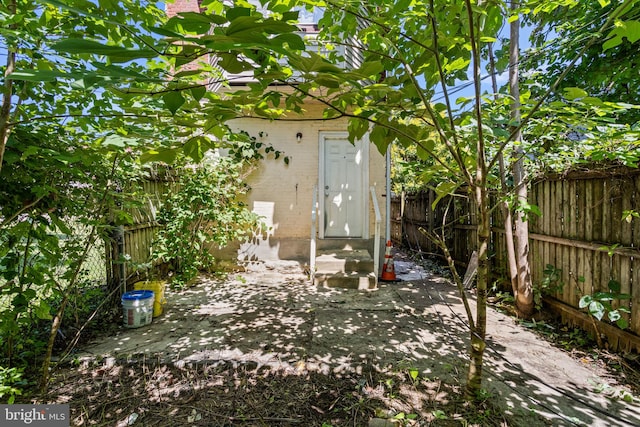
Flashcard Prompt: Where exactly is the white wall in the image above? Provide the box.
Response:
[227,102,386,261]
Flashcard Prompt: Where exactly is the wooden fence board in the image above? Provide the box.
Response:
[535,237,544,291]
[632,257,640,335]
[619,255,632,327]
[572,180,585,306]
[562,180,572,303]
[553,180,563,298]
[540,180,549,290]
[116,177,172,283]
[634,177,640,248]
[592,179,604,243]
[393,169,640,352]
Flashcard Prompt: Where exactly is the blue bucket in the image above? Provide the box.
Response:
[122,290,154,328]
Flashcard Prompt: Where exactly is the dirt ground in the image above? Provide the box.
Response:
[44,253,640,426]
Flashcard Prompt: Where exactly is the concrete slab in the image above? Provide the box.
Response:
[76,259,640,426]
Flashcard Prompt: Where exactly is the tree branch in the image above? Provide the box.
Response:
[0,0,17,174]
[487,0,637,171]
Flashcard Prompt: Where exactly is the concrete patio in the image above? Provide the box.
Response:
[76,258,640,426]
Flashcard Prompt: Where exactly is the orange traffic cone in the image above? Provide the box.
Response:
[380,240,397,282]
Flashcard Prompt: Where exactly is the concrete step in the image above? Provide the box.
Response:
[313,248,377,290]
[316,238,372,252]
[315,249,374,274]
[313,272,377,290]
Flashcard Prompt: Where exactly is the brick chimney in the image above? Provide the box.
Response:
[165,0,205,74]
[166,0,200,18]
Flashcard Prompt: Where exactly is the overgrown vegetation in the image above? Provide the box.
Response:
[0,0,276,398]
[2,0,639,413]
[0,124,133,389]
[151,158,262,288]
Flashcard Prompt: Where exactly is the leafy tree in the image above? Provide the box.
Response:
[0,0,180,392]
[0,0,271,391]
[524,0,640,124]
[0,122,136,389]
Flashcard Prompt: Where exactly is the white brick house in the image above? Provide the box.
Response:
[167,1,387,286]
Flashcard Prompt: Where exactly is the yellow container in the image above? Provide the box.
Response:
[134,280,166,317]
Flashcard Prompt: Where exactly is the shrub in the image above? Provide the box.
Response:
[152,159,261,287]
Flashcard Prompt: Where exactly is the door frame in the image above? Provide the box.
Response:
[318,131,370,239]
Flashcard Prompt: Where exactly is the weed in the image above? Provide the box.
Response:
[534,264,564,309]
[0,366,26,404]
[432,409,447,419]
[382,378,396,398]
[579,279,630,330]
[589,379,636,404]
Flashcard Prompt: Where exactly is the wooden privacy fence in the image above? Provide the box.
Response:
[106,171,174,291]
[392,168,640,353]
[123,178,165,278]
[390,190,478,265]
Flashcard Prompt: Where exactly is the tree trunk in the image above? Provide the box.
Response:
[463,0,488,398]
[509,2,534,318]
[488,43,518,297]
[466,182,490,399]
[0,0,17,174]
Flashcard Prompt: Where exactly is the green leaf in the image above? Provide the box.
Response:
[50,214,73,235]
[183,136,213,163]
[588,301,606,320]
[607,279,621,293]
[225,16,259,36]
[34,301,52,320]
[102,135,135,148]
[616,317,629,329]
[432,181,460,210]
[226,6,252,21]
[608,310,621,322]
[315,75,341,88]
[432,409,447,420]
[445,57,470,73]
[416,139,435,160]
[178,11,226,25]
[144,25,187,39]
[593,292,615,301]
[52,39,157,62]
[272,33,305,50]
[219,53,250,74]
[191,86,207,102]
[579,295,592,308]
[603,20,640,52]
[165,14,213,34]
[289,52,343,74]
[140,148,179,164]
[563,87,588,100]
[91,62,160,81]
[370,124,393,155]
[347,118,369,143]
[8,69,78,82]
[409,368,419,381]
[163,91,185,115]
[356,60,385,78]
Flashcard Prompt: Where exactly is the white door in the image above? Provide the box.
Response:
[320,132,366,238]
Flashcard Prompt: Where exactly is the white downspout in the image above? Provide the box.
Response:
[385,145,391,244]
